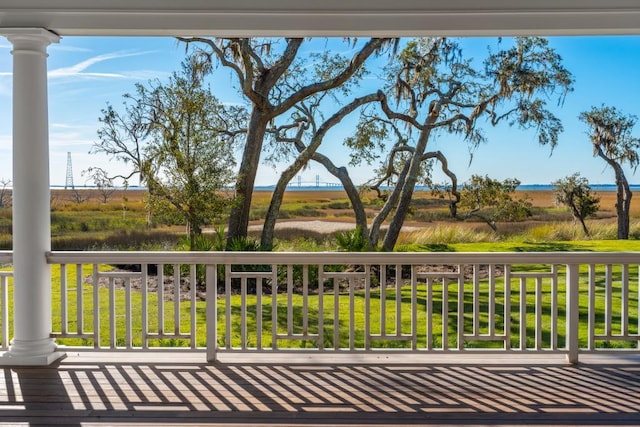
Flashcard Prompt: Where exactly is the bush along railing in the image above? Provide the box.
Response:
[43,251,640,363]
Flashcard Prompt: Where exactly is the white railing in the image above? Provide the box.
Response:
[1,251,640,362]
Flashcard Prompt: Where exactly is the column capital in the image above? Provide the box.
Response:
[1,28,60,51]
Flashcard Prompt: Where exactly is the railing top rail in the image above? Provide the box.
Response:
[0,250,12,263]
[47,250,640,265]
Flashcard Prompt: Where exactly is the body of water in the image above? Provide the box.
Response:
[47,184,640,192]
[253,184,640,192]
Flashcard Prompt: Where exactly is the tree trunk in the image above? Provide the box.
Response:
[369,161,410,247]
[569,201,590,237]
[381,112,437,252]
[595,147,632,240]
[578,217,590,237]
[261,176,289,251]
[227,109,268,244]
[310,152,371,247]
[614,165,632,240]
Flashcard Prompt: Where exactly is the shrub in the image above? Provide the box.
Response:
[52,230,180,250]
[335,226,370,251]
[326,201,351,209]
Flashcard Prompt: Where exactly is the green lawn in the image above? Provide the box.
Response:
[449,239,640,252]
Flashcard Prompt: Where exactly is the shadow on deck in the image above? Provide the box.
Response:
[1,353,639,426]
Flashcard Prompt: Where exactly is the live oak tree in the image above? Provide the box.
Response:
[580,105,640,240]
[177,37,396,246]
[552,173,599,236]
[342,37,573,251]
[446,175,533,232]
[91,57,238,249]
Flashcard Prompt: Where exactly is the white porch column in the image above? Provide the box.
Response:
[1,28,64,365]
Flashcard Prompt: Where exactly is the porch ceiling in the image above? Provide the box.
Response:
[1,0,640,36]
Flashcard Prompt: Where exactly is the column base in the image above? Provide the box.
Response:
[0,338,66,366]
[0,351,66,366]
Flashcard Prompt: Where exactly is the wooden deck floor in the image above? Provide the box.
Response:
[1,352,639,426]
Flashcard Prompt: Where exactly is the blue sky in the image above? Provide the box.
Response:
[1,36,639,188]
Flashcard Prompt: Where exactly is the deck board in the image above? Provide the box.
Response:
[1,352,639,426]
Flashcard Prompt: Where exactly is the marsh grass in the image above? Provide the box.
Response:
[398,225,499,246]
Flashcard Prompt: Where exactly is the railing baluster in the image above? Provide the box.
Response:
[489,264,495,337]
[302,265,308,336]
[190,264,197,349]
[318,264,324,350]
[588,264,596,350]
[605,264,613,337]
[442,277,448,351]
[1,274,8,351]
[380,264,386,337]
[173,263,180,336]
[457,265,464,351]
[349,276,355,351]
[271,266,277,350]
[92,264,100,349]
[256,276,263,350]
[60,264,67,335]
[205,265,217,362]
[158,264,164,335]
[535,276,542,351]
[412,265,418,350]
[225,264,231,350]
[504,265,511,350]
[141,264,148,349]
[426,278,433,351]
[241,276,247,350]
[287,265,293,337]
[395,264,401,337]
[333,277,339,350]
[551,265,558,351]
[621,264,629,337]
[364,265,371,351]
[109,277,116,349]
[125,277,132,349]
[272,267,278,351]
[566,263,580,364]
[519,277,526,351]
[473,264,480,337]
[76,264,83,335]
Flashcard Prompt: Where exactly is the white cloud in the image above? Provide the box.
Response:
[51,123,93,130]
[48,45,92,53]
[0,50,163,82]
[48,50,157,80]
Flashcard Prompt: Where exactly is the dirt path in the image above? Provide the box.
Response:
[246,220,422,234]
